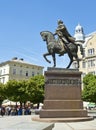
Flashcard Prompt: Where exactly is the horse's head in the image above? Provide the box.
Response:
[40,31,47,41]
[40,31,55,42]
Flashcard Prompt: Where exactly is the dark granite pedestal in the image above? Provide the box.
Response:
[33,68,93,122]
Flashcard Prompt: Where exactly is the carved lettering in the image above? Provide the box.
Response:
[45,78,81,86]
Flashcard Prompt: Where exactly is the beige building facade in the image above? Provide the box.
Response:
[73,24,96,77]
[80,33,96,76]
[0,57,44,84]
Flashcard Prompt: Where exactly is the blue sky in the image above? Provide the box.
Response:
[0,0,96,70]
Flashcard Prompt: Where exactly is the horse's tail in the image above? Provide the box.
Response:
[77,44,84,55]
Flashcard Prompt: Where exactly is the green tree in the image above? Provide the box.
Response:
[0,83,5,105]
[4,75,45,107]
[82,73,96,103]
[4,80,29,105]
[26,75,44,108]
[4,80,19,100]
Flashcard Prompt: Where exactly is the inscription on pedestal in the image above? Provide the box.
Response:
[46,78,81,86]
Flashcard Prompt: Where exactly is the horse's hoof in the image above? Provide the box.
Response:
[48,61,51,64]
[52,65,56,68]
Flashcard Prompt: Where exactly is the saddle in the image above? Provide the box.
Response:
[56,39,66,54]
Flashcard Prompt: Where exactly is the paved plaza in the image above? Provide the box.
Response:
[0,114,96,130]
[0,115,54,130]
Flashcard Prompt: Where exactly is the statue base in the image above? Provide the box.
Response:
[40,67,88,118]
[32,115,93,122]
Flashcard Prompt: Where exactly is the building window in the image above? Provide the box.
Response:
[88,48,95,56]
[26,71,28,76]
[13,69,16,75]
[37,72,39,75]
[0,70,2,75]
[82,61,86,68]
[82,73,86,78]
[20,70,22,75]
[32,72,34,76]
[89,71,95,75]
[3,69,5,74]
[83,49,85,57]
[2,77,5,84]
[88,60,95,67]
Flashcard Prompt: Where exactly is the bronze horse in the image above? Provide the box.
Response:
[40,31,83,68]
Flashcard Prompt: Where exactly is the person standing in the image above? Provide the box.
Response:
[1,106,5,116]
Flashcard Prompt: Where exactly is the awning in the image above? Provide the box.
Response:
[88,102,96,107]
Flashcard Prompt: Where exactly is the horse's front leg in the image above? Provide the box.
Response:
[43,53,51,63]
[52,53,56,67]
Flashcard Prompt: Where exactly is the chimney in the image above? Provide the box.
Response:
[19,58,24,61]
[12,57,18,60]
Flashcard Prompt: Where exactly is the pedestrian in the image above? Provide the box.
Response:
[1,106,5,116]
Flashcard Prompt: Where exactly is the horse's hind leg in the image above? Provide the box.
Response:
[66,59,73,68]
[52,53,56,67]
[66,55,73,68]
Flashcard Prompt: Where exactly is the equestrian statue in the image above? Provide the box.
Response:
[40,20,83,68]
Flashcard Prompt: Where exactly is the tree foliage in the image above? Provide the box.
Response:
[26,75,45,104]
[0,83,5,105]
[82,73,96,103]
[4,80,28,102]
[3,75,45,105]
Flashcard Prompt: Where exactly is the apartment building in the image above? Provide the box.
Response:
[0,57,44,84]
[73,24,96,77]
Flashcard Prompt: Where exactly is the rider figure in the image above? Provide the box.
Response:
[54,19,75,44]
[54,19,75,56]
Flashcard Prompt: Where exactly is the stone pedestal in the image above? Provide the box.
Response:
[40,67,87,118]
